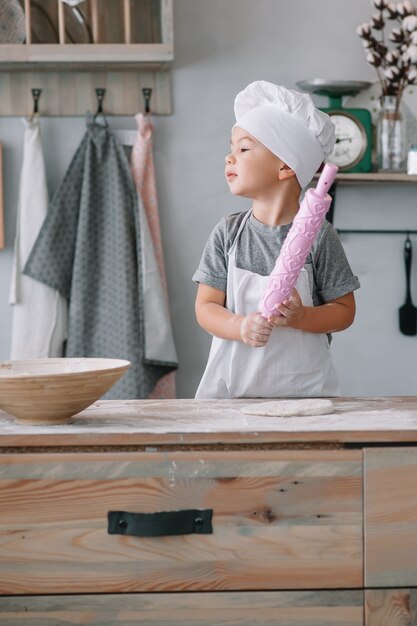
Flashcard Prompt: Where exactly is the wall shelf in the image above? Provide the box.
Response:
[315,172,417,183]
[0,0,173,116]
[0,70,172,116]
[314,171,417,227]
[336,172,417,183]
[0,43,173,71]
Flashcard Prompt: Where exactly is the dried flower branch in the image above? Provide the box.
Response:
[357,0,417,110]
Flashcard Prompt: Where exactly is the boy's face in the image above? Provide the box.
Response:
[225,126,284,198]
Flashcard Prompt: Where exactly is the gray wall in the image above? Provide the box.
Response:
[1,0,416,397]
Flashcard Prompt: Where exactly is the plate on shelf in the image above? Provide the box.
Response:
[30,1,59,43]
[64,3,92,43]
[0,0,25,44]
[30,0,92,44]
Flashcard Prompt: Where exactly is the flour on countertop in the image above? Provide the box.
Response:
[241,398,335,417]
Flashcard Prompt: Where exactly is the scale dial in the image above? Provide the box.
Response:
[327,112,368,170]
[296,80,373,173]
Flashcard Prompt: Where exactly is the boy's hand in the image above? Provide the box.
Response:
[267,289,305,328]
[240,312,272,347]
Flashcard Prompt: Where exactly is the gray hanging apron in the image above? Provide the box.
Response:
[24,122,176,399]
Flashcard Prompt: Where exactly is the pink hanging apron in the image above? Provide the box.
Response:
[131,113,177,398]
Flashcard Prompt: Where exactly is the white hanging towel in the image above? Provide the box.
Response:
[9,117,67,359]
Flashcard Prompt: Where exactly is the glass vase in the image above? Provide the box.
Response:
[377,95,407,172]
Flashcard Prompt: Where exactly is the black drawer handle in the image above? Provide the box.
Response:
[107,508,213,537]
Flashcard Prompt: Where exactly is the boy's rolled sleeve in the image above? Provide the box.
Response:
[318,276,361,303]
[192,268,227,292]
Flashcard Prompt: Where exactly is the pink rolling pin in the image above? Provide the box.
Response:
[260,162,338,319]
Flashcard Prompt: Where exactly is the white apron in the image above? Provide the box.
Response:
[195,211,340,399]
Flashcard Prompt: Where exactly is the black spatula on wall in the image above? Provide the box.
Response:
[399,234,417,336]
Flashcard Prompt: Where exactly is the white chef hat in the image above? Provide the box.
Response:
[234,80,335,188]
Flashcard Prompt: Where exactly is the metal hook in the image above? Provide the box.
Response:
[94,88,106,117]
[142,87,152,114]
[31,88,42,115]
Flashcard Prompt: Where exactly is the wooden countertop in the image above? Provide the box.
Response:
[1,397,417,447]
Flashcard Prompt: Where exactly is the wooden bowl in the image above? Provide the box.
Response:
[0,358,131,424]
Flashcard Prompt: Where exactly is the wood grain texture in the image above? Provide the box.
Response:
[0,358,130,424]
[0,450,362,594]
[161,0,173,44]
[97,0,125,43]
[0,69,171,115]
[0,43,173,67]
[57,0,66,44]
[366,589,417,625]
[0,397,416,447]
[130,0,162,44]
[123,0,131,43]
[4,0,171,49]
[24,0,32,44]
[313,172,417,183]
[365,447,417,587]
[91,0,100,43]
[0,590,364,625]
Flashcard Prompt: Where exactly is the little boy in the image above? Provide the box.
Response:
[193,80,360,399]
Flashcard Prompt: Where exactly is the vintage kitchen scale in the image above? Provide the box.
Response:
[297,79,373,173]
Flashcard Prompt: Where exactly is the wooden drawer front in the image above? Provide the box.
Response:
[0,591,364,625]
[365,589,417,625]
[0,450,363,594]
[365,447,417,587]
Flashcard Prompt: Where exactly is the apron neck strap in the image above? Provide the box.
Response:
[228,209,252,258]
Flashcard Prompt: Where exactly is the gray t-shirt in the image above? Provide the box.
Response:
[193,210,360,307]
